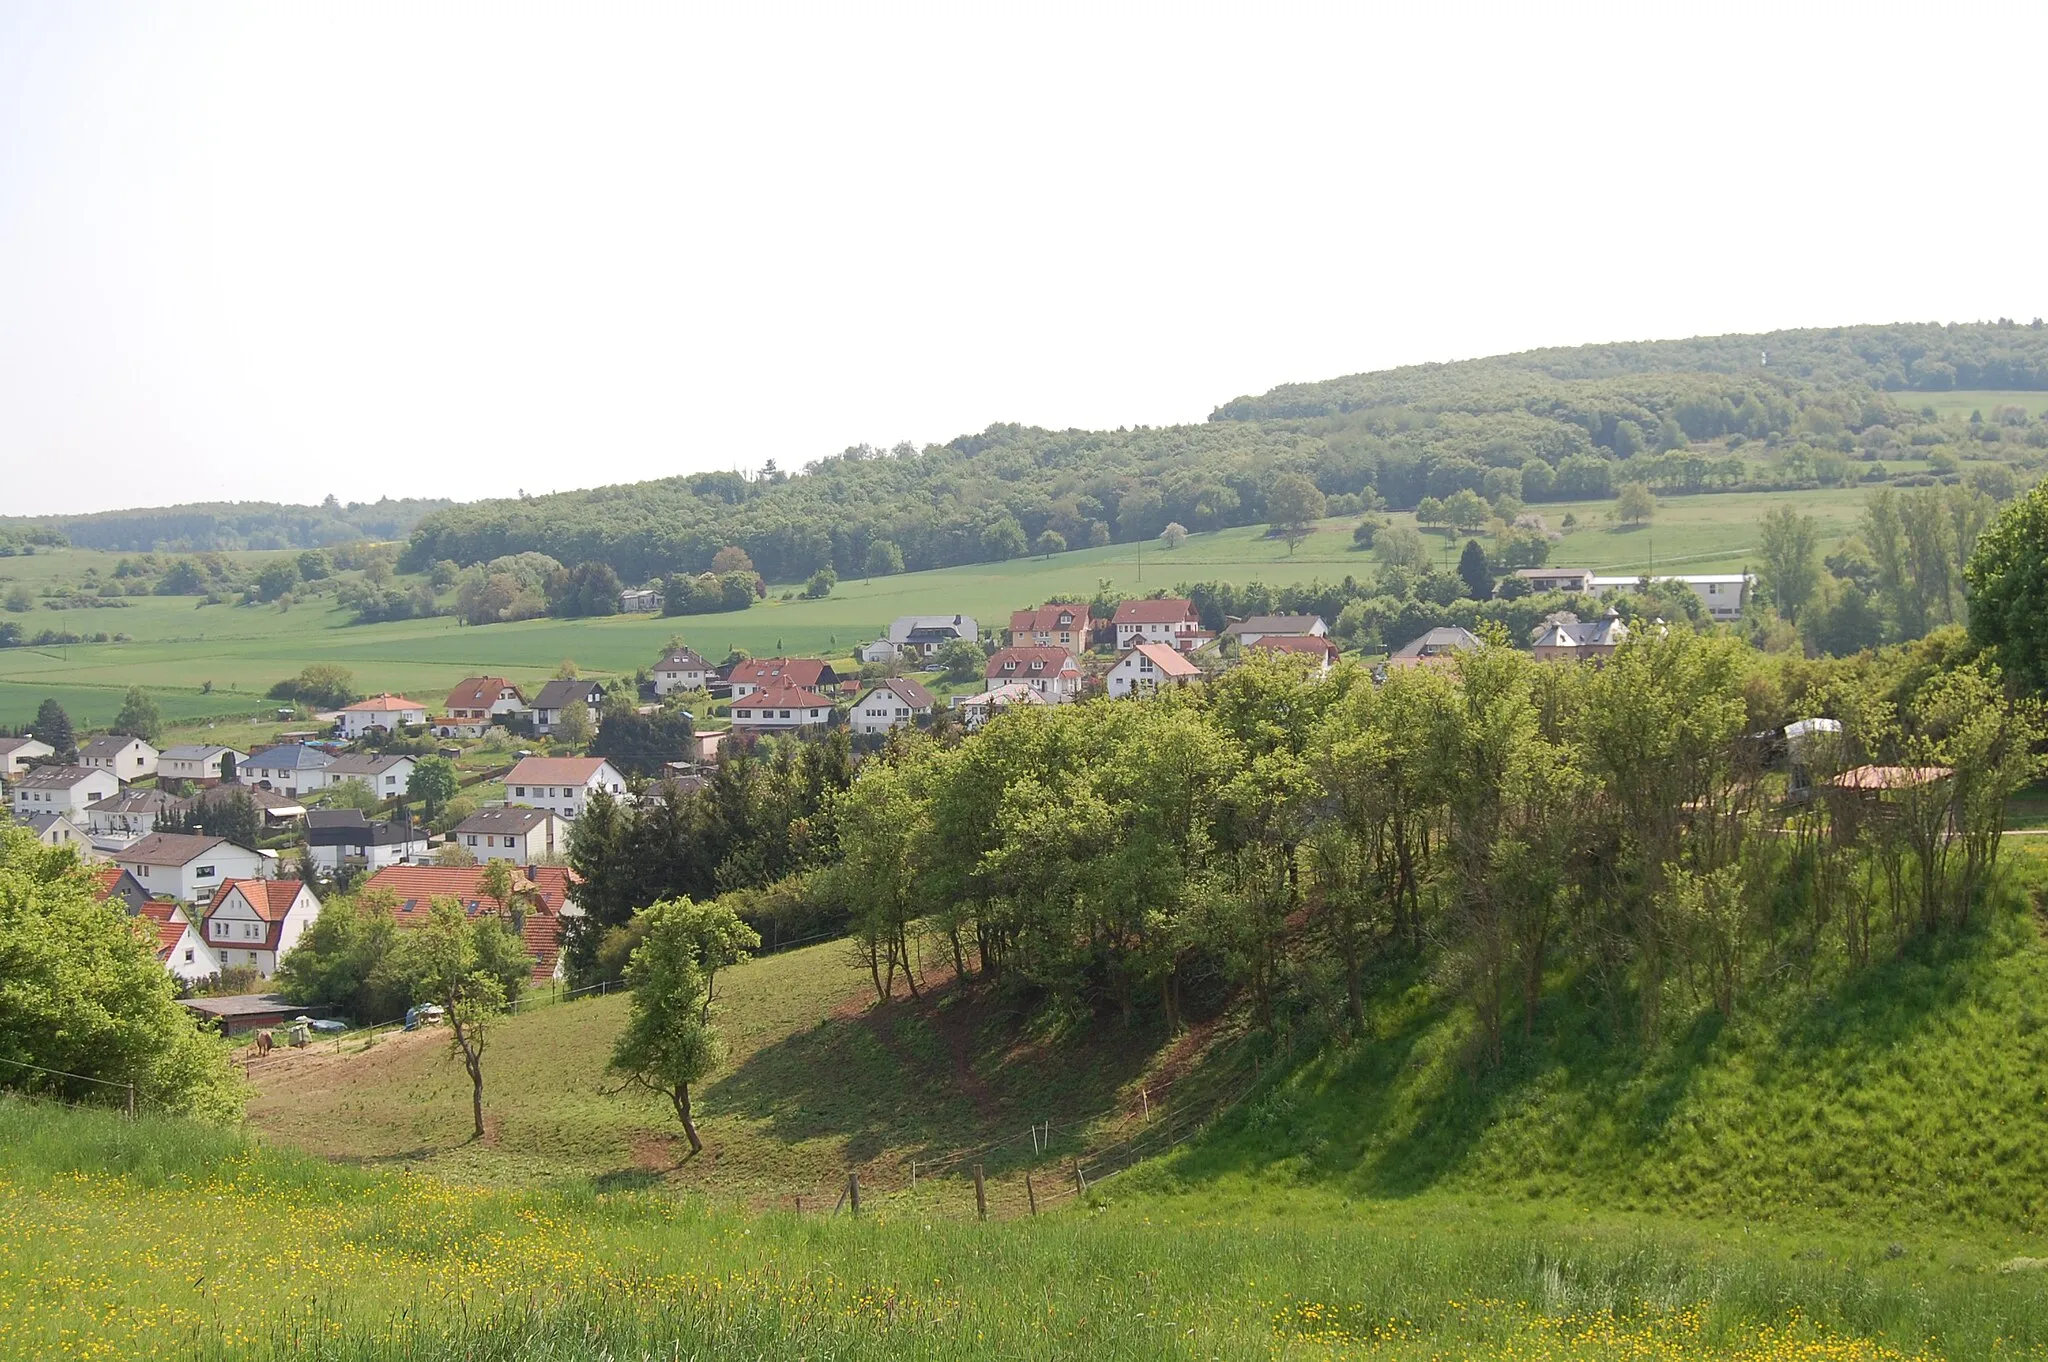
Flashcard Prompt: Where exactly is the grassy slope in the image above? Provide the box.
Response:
[13,1100,2048,1362]
[0,486,1892,727]
[247,938,1234,1211]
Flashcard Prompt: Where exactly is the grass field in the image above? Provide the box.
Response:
[0,484,1895,728]
[1903,389,2048,421]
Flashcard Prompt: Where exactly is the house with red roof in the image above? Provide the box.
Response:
[730,685,836,732]
[200,879,322,978]
[443,677,529,723]
[504,756,627,822]
[1112,598,1204,652]
[984,647,1083,702]
[725,657,840,700]
[334,694,428,738]
[88,864,152,915]
[1106,642,1202,698]
[141,899,217,982]
[359,862,579,983]
[1009,604,1095,652]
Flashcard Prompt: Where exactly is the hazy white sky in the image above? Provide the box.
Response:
[3,1,2043,516]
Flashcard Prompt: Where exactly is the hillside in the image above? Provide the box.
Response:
[0,496,452,553]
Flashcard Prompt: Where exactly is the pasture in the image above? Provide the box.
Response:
[0,483,1900,728]
[1903,389,2048,421]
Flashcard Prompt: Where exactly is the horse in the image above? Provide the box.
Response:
[253,1030,274,1056]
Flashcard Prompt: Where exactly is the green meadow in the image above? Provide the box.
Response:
[0,485,1897,728]
[1902,389,2048,421]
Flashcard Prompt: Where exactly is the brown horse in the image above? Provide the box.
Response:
[253,1030,274,1056]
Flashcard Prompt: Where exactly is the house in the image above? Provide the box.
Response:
[0,736,54,780]
[321,753,418,800]
[303,809,430,873]
[452,806,562,863]
[730,685,836,732]
[359,862,580,983]
[1514,567,1597,594]
[1386,626,1482,668]
[886,614,978,658]
[856,639,903,665]
[619,587,664,613]
[191,783,306,827]
[725,658,838,700]
[651,647,716,695]
[88,864,152,915]
[983,647,1083,702]
[11,765,119,820]
[241,744,335,796]
[1106,642,1202,698]
[529,679,605,735]
[443,677,528,722]
[334,694,428,738]
[952,682,1044,730]
[1588,573,1753,622]
[1010,604,1094,652]
[159,744,243,784]
[115,833,266,903]
[1531,609,1629,662]
[197,878,321,978]
[1247,635,1341,676]
[1112,598,1203,652]
[1222,614,1328,647]
[85,788,188,843]
[140,899,217,983]
[850,678,935,735]
[79,735,158,782]
[20,812,94,855]
[504,756,627,821]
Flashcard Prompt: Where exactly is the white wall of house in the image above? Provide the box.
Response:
[653,666,712,695]
[163,918,220,983]
[730,702,831,731]
[160,750,241,783]
[1105,651,1192,698]
[240,760,330,796]
[0,739,54,778]
[506,765,626,822]
[850,693,923,734]
[83,738,158,782]
[305,836,428,874]
[457,822,558,862]
[11,770,118,819]
[335,705,426,738]
[1115,619,1198,650]
[119,844,266,903]
[200,883,320,979]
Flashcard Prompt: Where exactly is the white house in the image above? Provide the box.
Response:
[651,648,715,695]
[321,753,417,800]
[856,639,904,665]
[952,682,1044,730]
[302,809,429,872]
[86,788,187,843]
[115,833,266,903]
[887,614,979,648]
[1221,614,1328,648]
[1514,567,1597,594]
[453,806,562,863]
[725,659,838,701]
[1588,573,1753,622]
[20,812,95,856]
[159,744,243,784]
[1112,598,1204,652]
[79,735,158,782]
[504,756,627,822]
[139,900,219,983]
[334,694,428,738]
[199,878,321,979]
[241,744,335,796]
[0,736,54,780]
[983,647,1082,702]
[1106,642,1202,697]
[442,677,529,722]
[529,679,606,735]
[11,765,119,820]
[730,686,835,732]
[850,678,935,735]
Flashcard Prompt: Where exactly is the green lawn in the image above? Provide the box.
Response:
[1901,389,2048,421]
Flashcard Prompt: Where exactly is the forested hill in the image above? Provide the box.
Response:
[1212,320,2048,420]
[1,496,453,553]
[395,320,2048,585]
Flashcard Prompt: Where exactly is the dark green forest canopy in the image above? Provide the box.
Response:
[399,322,2048,584]
[0,497,453,553]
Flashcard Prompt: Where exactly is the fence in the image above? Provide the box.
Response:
[0,1055,144,1118]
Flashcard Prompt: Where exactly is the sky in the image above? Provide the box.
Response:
[2,1,2044,516]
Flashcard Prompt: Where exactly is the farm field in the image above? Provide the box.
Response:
[0,485,1888,728]
[1904,389,2048,421]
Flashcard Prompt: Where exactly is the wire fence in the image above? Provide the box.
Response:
[0,1055,145,1117]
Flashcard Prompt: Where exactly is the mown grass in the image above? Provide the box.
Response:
[7,1096,2048,1361]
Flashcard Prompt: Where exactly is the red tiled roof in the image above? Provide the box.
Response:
[137,900,189,958]
[358,863,577,982]
[1125,642,1201,678]
[1112,598,1197,626]
[445,677,518,712]
[207,878,306,923]
[342,694,426,712]
[729,658,830,689]
[506,757,614,786]
[985,647,1080,680]
[89,865,128,899]
[1011,605,1092,634]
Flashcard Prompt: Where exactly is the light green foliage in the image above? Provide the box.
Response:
[1967,478,2048,692]
[607,896,758,1152]
[1614,481,1656,525]
[400,898,533,1137]
[1265,472,1326,553]
[111,686,162,743]
[0,829,240,1119]
[1756,504,1823,620]
[408,753,459,820]
[324,778,378,811]
[275,889,407,1023]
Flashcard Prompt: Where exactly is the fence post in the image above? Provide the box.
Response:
[1073,1158,1086,1197]
[848,1172,860,1215]
[794,1195,802,1215]
[973,1163,986,1221]
[909,1159,917,1191]
[124,1084,135,1121]
[1025,1172,1037,1216]
[1141,1088,1149,1120]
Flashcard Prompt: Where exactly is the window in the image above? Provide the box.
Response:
[195,865,216,879]
[466,835,477,846]
[779,710,791,719]
[247,952,258,965]
[183,948,194,964]
[514,786,526,797]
